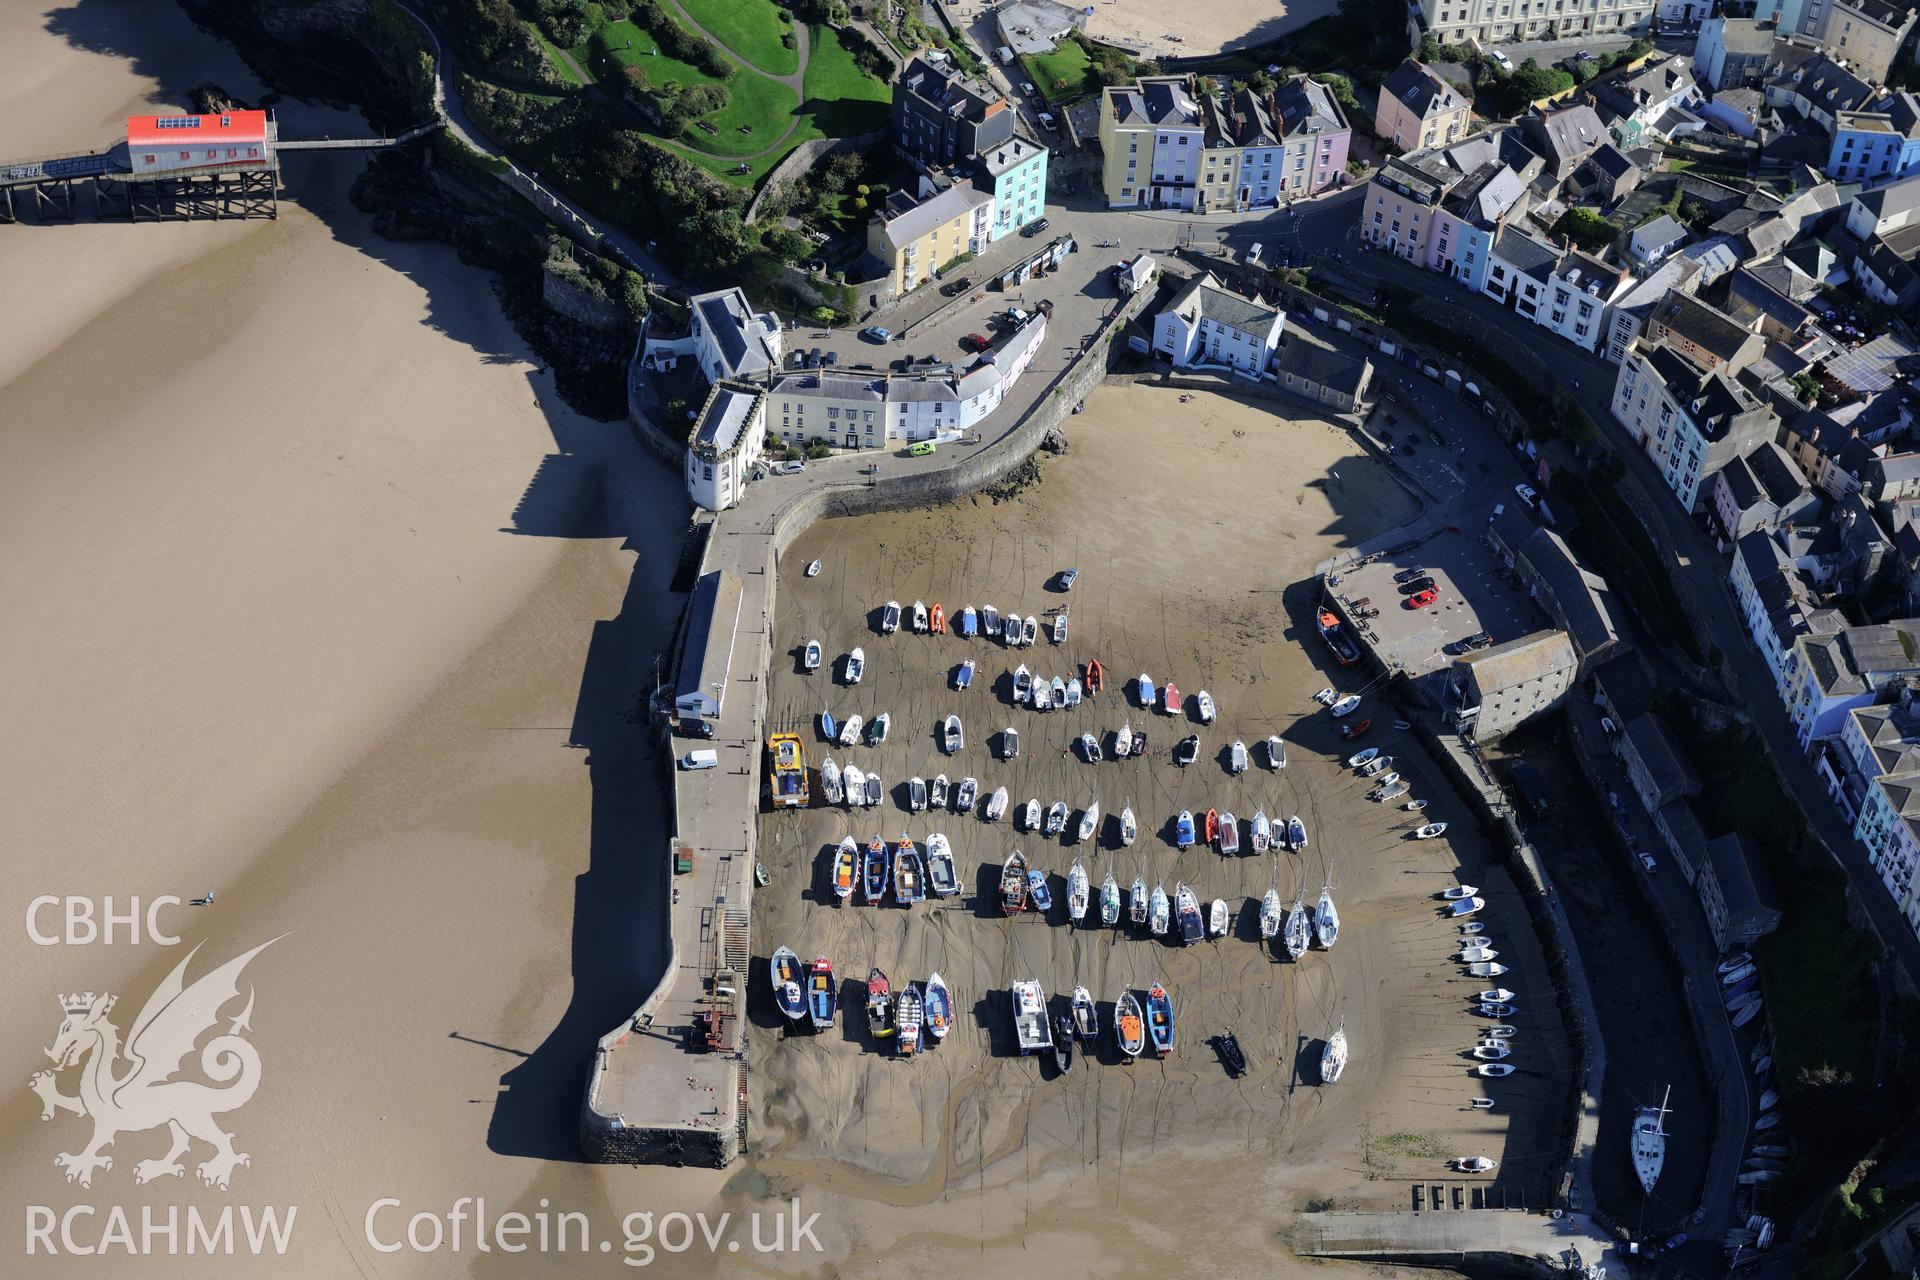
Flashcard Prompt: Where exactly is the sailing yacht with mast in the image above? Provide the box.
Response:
[1632,1086,1672,1195]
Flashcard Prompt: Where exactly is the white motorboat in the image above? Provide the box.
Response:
[1046,801,1068,835]
[1443,884,1480,900]
[1415,822,1448,839]
[1331,694,1361,717]
[843,765,865,809]
[805,559,821,578]
[1114,720,1132,758]
[1720,963,1756,987]
[985,786,1009,821]
[846,646,865,684]
[926,834,959,897]
[1405,799,1429,811]
[1149,884,1171,936]
[1119,805,1137,846]
[1014,664,1032,702]
[864,772,883,807]
[1477,1064,1515,1078]
[1360,754,1393,776]
[1260,889,1282,939]
[1052,610,1068,645]
[1287,815,1307,850]
[1347,747,1379,768]
[1077,800,1100,843]
[1472,1043,1510,1061]
[839,714,864,749]
[1373,780,1409,802]
[1447,896,1486,917]
[909,776,927,812]
[1312,687,1336,705]
[1315,887,1340,948]
[1470,1098,1495,1110]
[1065,677,1082,706]
[1209,897,1228,937]
[1268,735,1286,769]
[983,605,1001,637]
[867,711,891,745]
[1476,988,1516,1004]
[1229,740,1248,774]
[1023,798,1041,830]
[954,658,975,691]
[1321,1022,1348,1084]
[943,714,964,754]
[1632,1087,1672,1195]
[1067,860,1090,921]
[1024,616,1039,646]
[1218,810,1240,855]
[1250,810,1271,853]
[882,601,900,634]
[1459,945,1499,962]
[1369,771,1401,790]
[1485,1025,1515,1038]
[1454,1156,1495,1173]
[1050,675,1067,707]
[930,773,949,808]
[912,600,928,633]
[1458,921,1485,936]
[1078,731,1101,762]
[1196,690,1216,723]
[820,756,843,805]
[1033,679,1052,711]
[1467,961,1508,977]
[803,640,822,671]
[956,776,978,810]
[1003,725,1020,760]
[1716,952,1753,977]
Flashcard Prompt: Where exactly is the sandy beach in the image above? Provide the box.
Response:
[1081,0,1342,58]
[747,387,1577,1275]
[0,1,705,1272]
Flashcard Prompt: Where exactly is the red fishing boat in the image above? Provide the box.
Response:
[930,602,945,634]
[1204,807,1220,844]
[1085,658,1103,698]
[1318,607,1361,665]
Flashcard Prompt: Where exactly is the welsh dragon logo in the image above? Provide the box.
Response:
[30,937,280,1191]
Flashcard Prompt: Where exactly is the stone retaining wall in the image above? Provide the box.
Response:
[745,128,886,225]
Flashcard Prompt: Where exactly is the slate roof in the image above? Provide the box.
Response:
[1381,60,1465,121]
[1623,713,1701,800]
[1703,832,1779,917]
[1460,630,1577,694]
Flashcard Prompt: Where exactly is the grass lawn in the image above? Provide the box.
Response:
[529,27,586,85]
[1022,41,1096,102]
[586,19,800,159]
[676,0,798,77]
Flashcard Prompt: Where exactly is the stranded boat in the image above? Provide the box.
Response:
[808,957,836,1029]
[1176,882,1204,944]
[1633,1086,1673,1195]
[863,839,890,904]
[832,838,858,900]
[1284,899,1311,960]
[1145,981,1175,1056]
[1120,805,1138,846]
[1067,860,1090,921]
[1162,681,1181,716]
[911,600,928,633]
[881,601,901,635]
[955,777,979,811]
[866,969,894,1039]
[1025,868,1052,915]
[1288,815,1308,850]
[771,946,806,1023]
[1072,987,1098,1042]
[924,972,953,1041]
[1268,735,1287,769]
[959,606,977,637]
[1023,798,1041,831]
[803,639,822,672]
[985,786,1009,821]
[1100,872,1122,926]
[1046,800,1068,836]
[1251,810,1271,853]
[821,756,843,806]
[1115,990,1146,1059]
[1129,875,1149,927]
[1001,850,1029,914]
[954,659,974,691]
[1176,810,1196,848]
[894,837,925,904]
[1197,691,1217,723]
[1149,883,1171,936]
[805,559,821,578]
[1261,889,1283,940]
[895,985,924,1057]
[1011,980,1052,1055]
[926,833,959,897]
[1330,694,1361,717]
[909,776,927,812]
[1014,664,1032,702]
[944,714,964,754]
[1218,811,1240,855]
[1114,720,1132,759]
[1077,800,1100,843]
[1321,1021,1349,1083]
[1318,607,1361,665]
[839,715,864,749]
[864,772,882,807]
[846,647,866,684]
[1209,897,1229,937]
[930,773,949,808]
[1229,739,1247,774]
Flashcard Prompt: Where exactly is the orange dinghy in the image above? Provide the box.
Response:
[930,602,945,634]
[1085,658,1104,697]
[1204,807,1220,844]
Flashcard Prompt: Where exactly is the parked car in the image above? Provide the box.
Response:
[775,459,806,475]
[1021,217,1051,237]
[1638,852,1658,873]
[1392,566,1427,584]
[1465,631,1493,649]
[1021,81,1036,95]
[909,440,937,456]
[1514,481,1539,507]
[961,332,990,352]
[940,275,974,297]
[860,325,892,343]
[1406,589,1439,609]
[1056,567,1080,591]
[1398,576,1437,595]
[1036,111,1057,131]
[822,350,839,366]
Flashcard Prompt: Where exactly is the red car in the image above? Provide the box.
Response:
[1406,589,1439,609]
[961,332,990,352]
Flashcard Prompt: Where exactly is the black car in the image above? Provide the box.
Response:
[939,275,974,297]
[1020,216,1050,237]
[1465,631,1494,650]
[1399,576,1437,595]
[1392,566,1427,584]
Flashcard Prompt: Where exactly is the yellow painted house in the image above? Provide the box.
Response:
[867,182,994,294]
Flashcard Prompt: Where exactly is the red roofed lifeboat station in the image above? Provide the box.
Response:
[125,111,269,173]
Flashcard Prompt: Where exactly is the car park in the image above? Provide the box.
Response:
[860,325,891,343]
[1406,589,1438,609]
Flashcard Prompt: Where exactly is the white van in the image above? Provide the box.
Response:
[679,749,719,770]
[997,46,1014,65]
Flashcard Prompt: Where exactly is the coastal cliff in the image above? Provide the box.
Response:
[177,0,640,419]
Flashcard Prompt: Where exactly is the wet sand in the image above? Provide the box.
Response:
[748,388,1578,1274]
[0,1,703,1272]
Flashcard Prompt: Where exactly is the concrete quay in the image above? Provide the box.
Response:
[1295,1209,1627,1277]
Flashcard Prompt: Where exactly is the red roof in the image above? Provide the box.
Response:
[127,111,268,148]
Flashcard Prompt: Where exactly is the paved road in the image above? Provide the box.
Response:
[1251,217,1920,982]
[389,0,683,285]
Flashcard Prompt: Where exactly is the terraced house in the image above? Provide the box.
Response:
[1099,74,1350,210]
[1414,0,1656,45]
